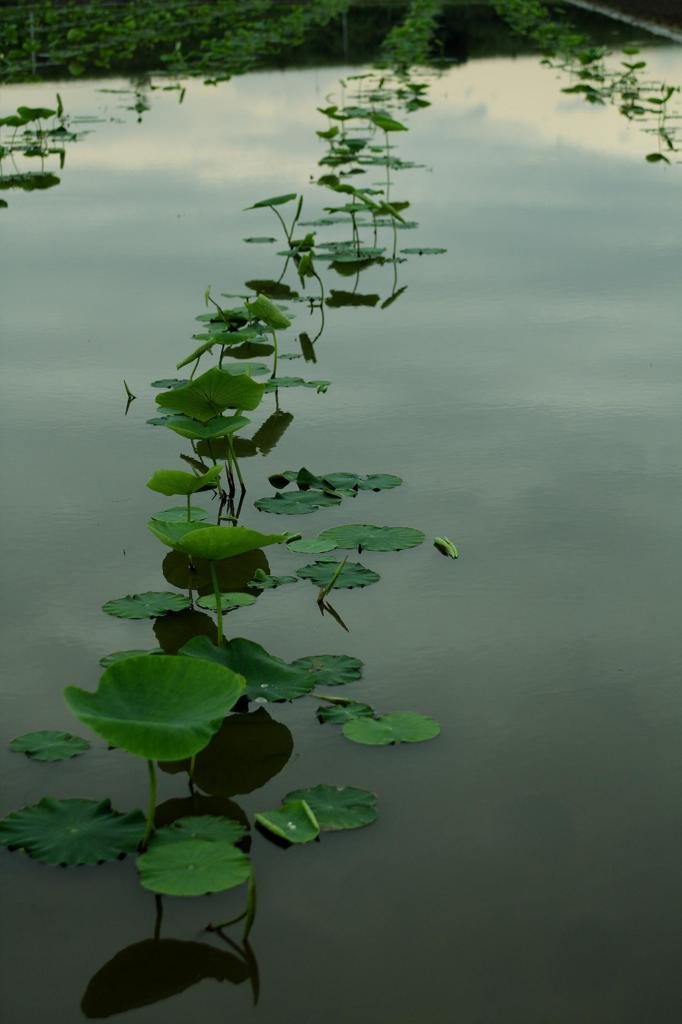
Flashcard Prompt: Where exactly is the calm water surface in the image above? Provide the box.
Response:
[2,35,682,1024]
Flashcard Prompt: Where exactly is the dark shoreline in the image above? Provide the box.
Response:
[567,0,682,35]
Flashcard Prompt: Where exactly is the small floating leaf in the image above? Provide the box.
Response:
[9,730,90,762]
[286,537,337,553]
[317,701,375,724]
[319,524,424,552]
[150,506,208,525]
[283,785,377,831]
[255,800,319,844]
[196,592,257,612]
[249,570,299,590]
[342,712,440,746]
[434,536,459,558]
[151,814,246,846]
[102,592,191,619]
[137,838,250,896]
[99,649,163,668]
[0,798,145,865]
[297,560,380,590]
[400,247,447,255]
[291,654,363,686]
[255,491,342,515]
[64,656,245,761]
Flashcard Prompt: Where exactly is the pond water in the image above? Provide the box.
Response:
[2,17,682,1024]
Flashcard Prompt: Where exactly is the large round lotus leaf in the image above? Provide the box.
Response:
[9,730,90,762]
[0,798,145,865]
[152,815,246,847]
[146,465,222,497]
[255,800,319,844]
[290,654,363,686]
[160,708,293,796]
[137,838,250,896]
[163,414,250,441]
[296,560,380,590]
[197,592,257,612]
[319,524,425,552]
[317,701,375,725]
[81,939,249,1018]
[246,293,291,330]
[180,636,314,702]
[156,367,264,422]
[147,519,211,550]
[343,712,440,746]
[64,656,245,761]
[150,506,208,525]
[102,592,191,619]
[283,784,377,831]
[99,649,163,668]
[178,526,286,561]
[255,491,342,515]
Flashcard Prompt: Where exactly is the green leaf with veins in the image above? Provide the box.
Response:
[156,367,264,421]
[163,415,250,441]
[9,730,90,762]
[342,712,440,746]
[178,526,287,561]
[196,593,257,612]
[283,785,377,831]
[137,838,250,896]
[146,465,222,497]
[0,798,145,865]
[180,636,314,702]
[319,524,425,552]
[317,701,375,724]
[150,506,208,525]
[291,654,363,686]
[151,814,246,847]
[255,800,319,844]
[296,560,380,590]
[102,592,191,619]
[255,491,342,515]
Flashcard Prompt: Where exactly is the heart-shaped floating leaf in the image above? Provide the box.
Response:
[0,798,145,865]
[64,656,245,760]
[102,592,191,619]
[255,491,342,515]
[290,654,363,686]
[178,526,287,561]
[255,800,319,844]
[147,519,210,550]
[246,293,291,330]
[180,636,314,702]
[163,414,250,441]
[317,701,374,724]
[150,506,208,525]
[151,814,246,847]
[249,570,298,590]
[99,649,163,668]
[9,730,90,762]
[319,524,425,552]
[160,707,293,796]
[342,712,440,746]
[296,560,380,590]
[156,367,264,422]
[146,465,222,497]
[286,537,336,553]
[196,592,257,612]
[137,838,250,896]
[283,785,377,831]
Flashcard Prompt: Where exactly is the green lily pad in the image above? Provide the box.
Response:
[264,377,330,393]
[137,838,250,896]
[342,712,440,746]
[64,655,245,761]
[255,800,319,844]
[286,537,337,553]
[249,569,299,590]
[146,465,222,497]
[296,560,381,590]
[0,798,145,865]
[180,636,314,702]
[163,414,250,441]
[156,367,264,422]
[400,247,447,255]
[150,378,189,389]
[150,506,208,524]
[317,701,375,724]
[151,814,246,846]
[360,474,402,491]
[178,525,286,561]
[290,654,363,686]
[196,592,257,612]
[147,519,210,550]
[255,491,342,515]
[9,730,90,762]
[319,524,425,552]
[102,592,191,619]
[283,784,377,831]
[99,649,163,668]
